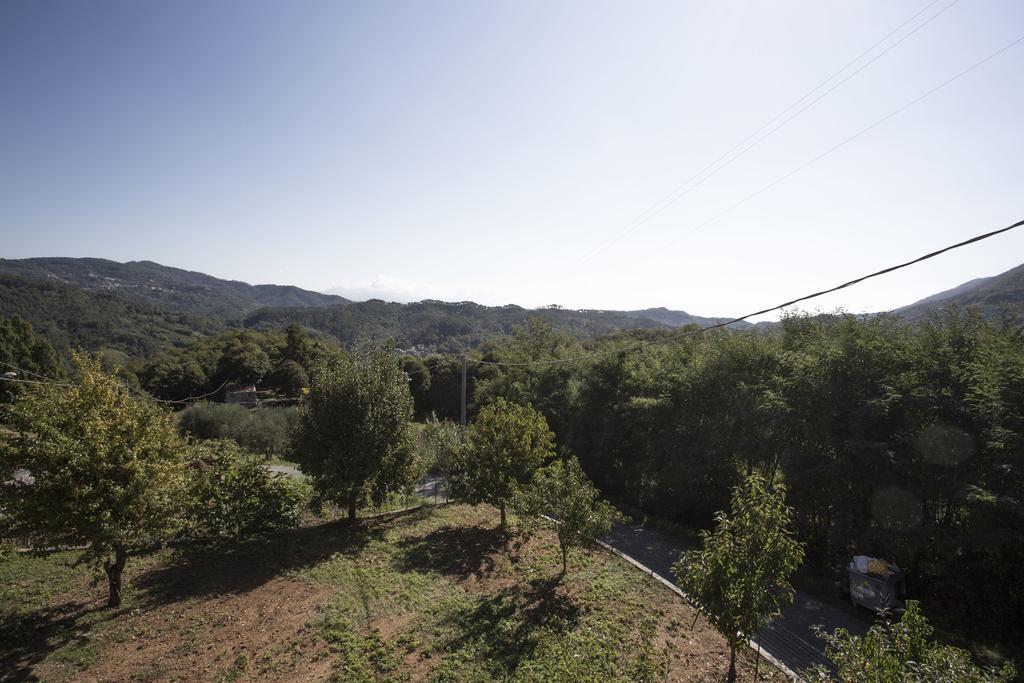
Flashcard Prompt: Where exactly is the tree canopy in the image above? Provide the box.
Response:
[289,348,419,519]
[514,455,624,575]
[0,315,61,404]
[672,473,804,682]
[454,398,555,526]
[0,353,188,606]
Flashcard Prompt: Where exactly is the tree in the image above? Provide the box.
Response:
[283,323,314,366]
[289,348,419,520]
[455,398,554,526]
[267,359,308,397]
[401,355,432,419]
[142,352,207,401]
[0,315,62,404]
[806,601,1015,682]
[0,354,188,607]
[515,455,624,575]
[672,473,804,682]
[215,333,271,385]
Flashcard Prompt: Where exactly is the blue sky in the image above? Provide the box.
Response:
[2,0,1022,318]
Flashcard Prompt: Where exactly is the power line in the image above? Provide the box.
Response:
[0,376,70,387]
[0,359,62,383]
[662,31,1024,249]
[576,0,960,265]
[470,217,1024,369]
[0,361,228,406]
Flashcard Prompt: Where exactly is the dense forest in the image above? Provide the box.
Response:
[427,311,1023,650]
[0,260,738,359]
[0,275,225,361]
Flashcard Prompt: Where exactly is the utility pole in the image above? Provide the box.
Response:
[460,354,467,426]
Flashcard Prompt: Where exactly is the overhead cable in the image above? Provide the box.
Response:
[577,0,962,265]
[470,217,1024,368]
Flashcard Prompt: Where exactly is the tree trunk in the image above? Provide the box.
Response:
[561,544,568,575]
[104,545,128,608]
[754,644,761,681]
[347,498,357,521]
[727,641,737,682]
[499,502,506,527]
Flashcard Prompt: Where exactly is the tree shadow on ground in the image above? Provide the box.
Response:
[0,599,116,682]
[393,522,514,580]
[439,575,581,674]
[131,509,428,609]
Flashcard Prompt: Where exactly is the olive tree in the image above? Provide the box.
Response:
[515,455,624,575]
[672,473,804,682]
[454,398,554,527]
[0,354,188,607]
[289,348,418,520]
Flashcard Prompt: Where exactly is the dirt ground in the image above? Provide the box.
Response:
[3,505,781,682]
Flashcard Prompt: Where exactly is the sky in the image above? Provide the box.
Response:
[2,0,1023,320]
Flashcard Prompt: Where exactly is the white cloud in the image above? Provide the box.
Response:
[323,274,504,304]
[323,275,426,303]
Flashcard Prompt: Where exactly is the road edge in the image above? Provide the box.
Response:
[595,538,803,681]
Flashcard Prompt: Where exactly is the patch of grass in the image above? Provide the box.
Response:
[0,546,169,680]
[300,505,717,681]
[3,504,779,681]
[214,651,249,682]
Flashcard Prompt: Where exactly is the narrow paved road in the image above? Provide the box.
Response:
[603,522,870,675]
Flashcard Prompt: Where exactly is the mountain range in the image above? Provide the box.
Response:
[0,257,348,319]
[0,257,1020,360]
[894,262,1024,322]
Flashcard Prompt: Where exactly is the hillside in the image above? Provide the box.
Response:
[8,255,1021,359]
[0,257,348,319]
[243,299,686,352]
[0,258,759,355]
[0,275,224,359]
[621,306,751,328]
[895,263,1024,321]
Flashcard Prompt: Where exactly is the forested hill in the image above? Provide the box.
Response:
[242,300,709,353]
[3,256,1022,360]
[0,275,224,360]
[0,258,752,357]
[895,262,1024,321]
[0,257,349,318]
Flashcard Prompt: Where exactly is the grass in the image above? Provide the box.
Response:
[1,504,779,681]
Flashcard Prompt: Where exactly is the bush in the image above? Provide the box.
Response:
[178,403,298,457]
[807,601,1015,682]
[178,402,248,440]
[183,440,311,538]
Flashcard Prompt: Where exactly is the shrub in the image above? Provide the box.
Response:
[183,440,310,538]
[807,601,1015,682]
[177,403,298,457]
